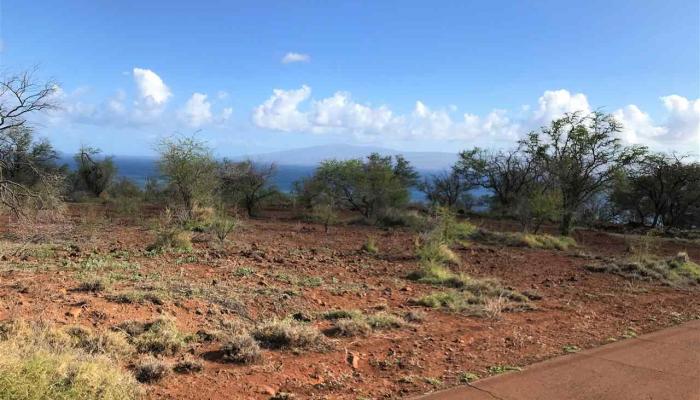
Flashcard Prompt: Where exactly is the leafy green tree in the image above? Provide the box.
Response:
[296,153,418,220]
[157,136,218,217]
[612,153,700,229]
[74,146,116,197]
[455,147,538,214]
[218,160,278,217]
[521,111,645,235]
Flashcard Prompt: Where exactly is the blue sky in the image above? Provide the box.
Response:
[2,0,698,156]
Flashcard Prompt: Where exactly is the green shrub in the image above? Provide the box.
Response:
[210,213,237,245]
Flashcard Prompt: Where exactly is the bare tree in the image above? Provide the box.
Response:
[1,69,57,133]
[0,70,60,216]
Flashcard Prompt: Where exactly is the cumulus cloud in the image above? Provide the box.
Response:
[614,95,700,150]
[180,92,213,127]
[251,86,550,141]
[251,86,699,152]
[132,67,172,106]
[252,85,312,131]
[281,52,310,64]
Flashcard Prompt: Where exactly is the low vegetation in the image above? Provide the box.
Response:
[0,320,140,400]
[115,317,189,356]
[586,252,700,286]
[324,310,406,337]
[252,319,327,351]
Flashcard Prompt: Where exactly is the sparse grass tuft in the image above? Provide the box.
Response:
[106,290,165,305]
[64,325,133,359]
[361,236,379,255]
[173,355,203,374]
[415,240,460,265]
[252,319,327,351]
[221,333,262,364]
[76,276,107,292]
[332,318,372,337]
[586,251,700,286]
[115,317,188,356]
[134,356,169,383]
[366,312,405,330]
[471,229,575,250]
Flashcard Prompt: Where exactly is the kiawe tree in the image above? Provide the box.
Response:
[296,153,418,220]
[0,70,63,216]
[521,111,645,235]
[74,146,116,197]
[157,136,219,218]
[218,159,278,217]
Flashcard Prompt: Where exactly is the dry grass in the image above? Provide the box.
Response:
[252,319,328,351]
[0,319,140,400]
[471,229,575,250]
[221,333,262,364]
[586,251,700,286]
[115,317,189,356]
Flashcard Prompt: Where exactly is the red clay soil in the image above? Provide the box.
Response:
[1,207,699,399]
[414,320,700,400]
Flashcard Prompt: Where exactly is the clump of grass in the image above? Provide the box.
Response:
[404,310,426,323]
[221,333,262,364]
[209,213,237,247]
[64,325,133,359]
[407,260,469,287]
[326,310,405,337]
[252,319,327,351]
[332,318,372,337]
[414,290,468,310]
[322,309,364,320]
[147,209,193,253]
[134,356,169,383]
[173,355,203,374]
[415,239,461,265]
[586,251,700,286]
[366,312,405,330]
[116,317,188,356]
[471,229,575,250]
[0,319,140,399]
[76,276,107,292]
[361,236,379,255]
[106,290,165,305]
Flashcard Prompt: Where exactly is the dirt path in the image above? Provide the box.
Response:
[413,320,700,400]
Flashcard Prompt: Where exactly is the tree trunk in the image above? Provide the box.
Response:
[559,211,574,236]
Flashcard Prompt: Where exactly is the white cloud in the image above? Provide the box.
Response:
[614,95,700,150]
[180,92,213,127]
[132,67,172,106]
[281,52,311,64]
[252,85,311,131]
[251,86,699,152]
[533,89,590,125]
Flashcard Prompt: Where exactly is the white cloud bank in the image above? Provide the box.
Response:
[252,86,699,151]
[281,52,310,64]
[47,68,231,129]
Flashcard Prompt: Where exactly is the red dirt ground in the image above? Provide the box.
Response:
[1,206,698,399]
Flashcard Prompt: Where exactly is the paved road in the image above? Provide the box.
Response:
[413,320,700,400]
